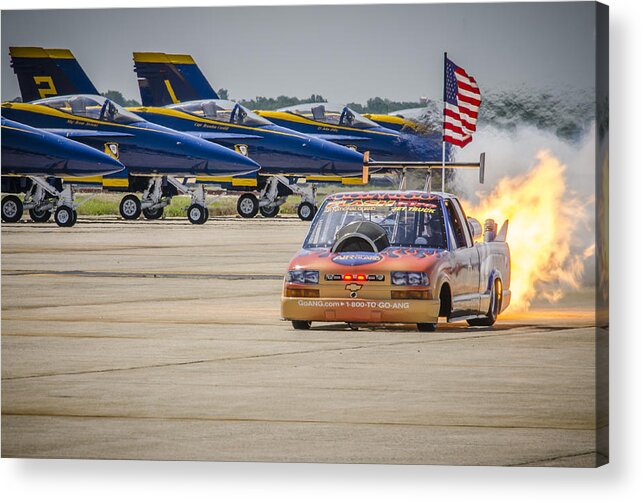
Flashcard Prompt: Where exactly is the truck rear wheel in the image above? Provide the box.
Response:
[468,279,501,327]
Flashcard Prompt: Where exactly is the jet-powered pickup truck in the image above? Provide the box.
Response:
[281,154,511,331]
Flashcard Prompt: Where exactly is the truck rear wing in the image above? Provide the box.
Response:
[362,151,485,191]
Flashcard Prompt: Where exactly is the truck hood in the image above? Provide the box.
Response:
[287,248,447,274]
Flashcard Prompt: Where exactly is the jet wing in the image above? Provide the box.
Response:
[185,131,263,142]
[44,129,135,139]
[308,133,370,144]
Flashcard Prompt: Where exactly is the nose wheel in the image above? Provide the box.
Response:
[54,205,78,227]
[297,201,317,221]
[187,204,209,225]
[119,195,142,220]
[237,193,259,218]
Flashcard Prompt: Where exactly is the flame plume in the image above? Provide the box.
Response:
[461,151,590,311]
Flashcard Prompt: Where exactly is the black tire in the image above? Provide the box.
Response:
[292,320,311,330]
[468,279,501,327]
[187,204,207,225]
[142,207,164,220]
[29,207,52,223]
[417,323,437,332]
[119,195,141,220]
[237,193,259,218]
[2,195,23,223]
[297,201,317,221]
[54,206,76,227]
[202,207,209,223]
[260,205,280,218]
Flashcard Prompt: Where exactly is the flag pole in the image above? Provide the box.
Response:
[441,51,447,193]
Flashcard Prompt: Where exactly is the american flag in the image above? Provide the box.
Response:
[443,55,481,147]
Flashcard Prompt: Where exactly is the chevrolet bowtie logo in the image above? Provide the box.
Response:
[345,283,363,292]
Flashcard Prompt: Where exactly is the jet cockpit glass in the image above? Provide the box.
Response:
[34,95,142,125]
[279,103,379,129]
[168,99,270,127]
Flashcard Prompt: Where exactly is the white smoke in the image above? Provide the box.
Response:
[452,122,597,287]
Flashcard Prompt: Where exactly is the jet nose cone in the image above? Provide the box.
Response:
[144,122,261,177]
[64,141,125,177]
[203,143,261,176]
[173,134,260,176]
[316,140,364,175]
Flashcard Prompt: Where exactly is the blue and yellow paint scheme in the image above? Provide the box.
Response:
[7,47,260,192]
[362,113,419,133]
[258,103,443,163]
[131,52,371,188]
[127,51,442,163]
[1,116,124,179]
[2,116,126,224]
[133,52,219,106]
[128,101,364,178]
[9,46,98,102]
[1,96,260,192]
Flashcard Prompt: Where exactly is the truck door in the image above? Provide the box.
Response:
[444,198,481,317]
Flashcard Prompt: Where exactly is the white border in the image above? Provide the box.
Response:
[1,1,640,500]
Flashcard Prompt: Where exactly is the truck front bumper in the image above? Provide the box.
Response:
[281,296,441,324]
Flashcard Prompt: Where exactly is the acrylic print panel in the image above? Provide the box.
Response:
[0,1,608,467]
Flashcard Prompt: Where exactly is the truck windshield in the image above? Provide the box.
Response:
[304,196,447,250]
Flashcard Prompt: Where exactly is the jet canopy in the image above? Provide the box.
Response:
[167,99,271,127]
[279,103,379,129]
[34,95,143,125]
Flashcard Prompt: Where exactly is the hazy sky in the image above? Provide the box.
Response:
[1,2,596,103]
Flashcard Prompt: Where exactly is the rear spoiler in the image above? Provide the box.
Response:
[362,151,485,190]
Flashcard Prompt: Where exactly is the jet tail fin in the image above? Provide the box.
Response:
[132,52,218,107]
[9,47,97,102]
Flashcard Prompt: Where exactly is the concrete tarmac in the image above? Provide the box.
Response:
[1,216,604,466]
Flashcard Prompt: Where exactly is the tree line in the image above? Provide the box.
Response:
[96,89,426,114]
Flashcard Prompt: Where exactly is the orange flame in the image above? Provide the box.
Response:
[461,151,590,310]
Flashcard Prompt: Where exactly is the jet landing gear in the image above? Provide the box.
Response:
[118,177,210,225]
[1,177,80,227]
[235,176,318,221]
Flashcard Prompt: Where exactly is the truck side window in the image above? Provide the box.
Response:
[452,198,474,247]
[444,200,468,249]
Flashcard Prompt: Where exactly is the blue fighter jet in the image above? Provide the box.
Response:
[128,51,445,164]
[6,48,260,224]
[2,117,124,226]
[9,48,364,220]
